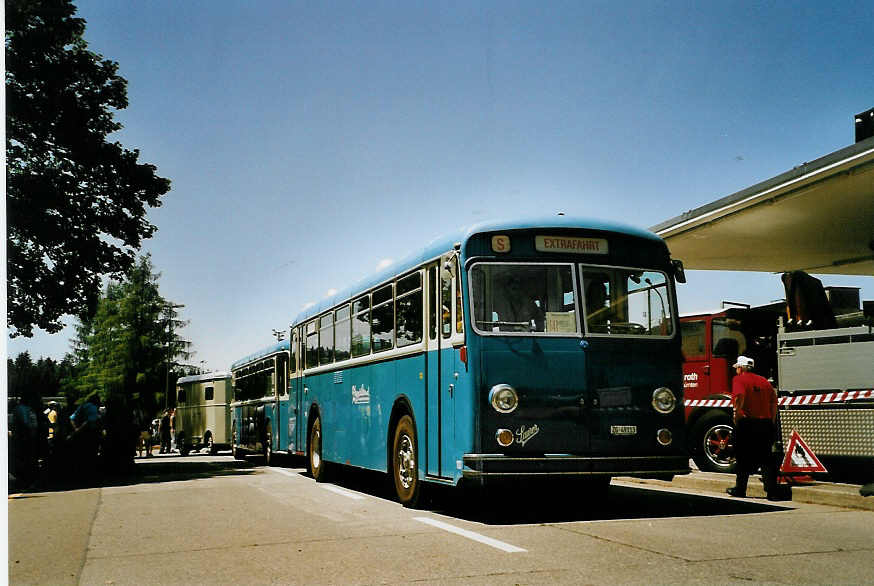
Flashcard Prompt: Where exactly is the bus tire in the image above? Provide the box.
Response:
[309,416,326,482]
[691,411,736,473]
[264,422,273,466]
[178,435,189,457]
[232,424,244,461]
[392,415,421,507]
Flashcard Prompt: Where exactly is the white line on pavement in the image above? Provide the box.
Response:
[321,485,366,500]
[413,517,527,553]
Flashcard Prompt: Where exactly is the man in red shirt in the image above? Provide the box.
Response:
[727,355,778,498]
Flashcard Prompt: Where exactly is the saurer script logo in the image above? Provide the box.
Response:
[515,424,540,446]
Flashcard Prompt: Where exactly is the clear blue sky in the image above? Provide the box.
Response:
[8,1,874,370]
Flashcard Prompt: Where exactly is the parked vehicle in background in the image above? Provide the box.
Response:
[229,341,289,465]
[681,272,874,478]
[174,372,234,456]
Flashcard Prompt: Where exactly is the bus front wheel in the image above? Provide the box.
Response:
[309,416,326,482]
[392,415,421,507]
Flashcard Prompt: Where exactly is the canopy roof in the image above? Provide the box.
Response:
[651,137,874,275]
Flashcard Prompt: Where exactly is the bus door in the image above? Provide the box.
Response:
[425,263,442,476]
[425,257,458,479]
[288,329,302,453]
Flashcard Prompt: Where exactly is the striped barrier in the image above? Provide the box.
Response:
[685,389,874,409]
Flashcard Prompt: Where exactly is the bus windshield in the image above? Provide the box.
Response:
[581,266,673,336]
[470,263,578,334]
[470,262,674,337]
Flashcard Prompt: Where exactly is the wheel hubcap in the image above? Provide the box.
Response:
[704,425,735,467]
[311,429,321,469]
[397,434,415,489]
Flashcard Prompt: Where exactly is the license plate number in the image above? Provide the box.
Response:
[610,425,637,436]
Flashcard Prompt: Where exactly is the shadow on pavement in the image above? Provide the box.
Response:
[12,456,257,494]
[274,462,791,525]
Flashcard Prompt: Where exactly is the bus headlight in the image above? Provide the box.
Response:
[489,384,519,414]
[651,387,677,414]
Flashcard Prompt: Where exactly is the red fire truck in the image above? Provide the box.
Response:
[681,273,874,478]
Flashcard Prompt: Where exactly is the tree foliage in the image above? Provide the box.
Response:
[66,255,192,413]
[6,0,171,337]
[7,350,76,401]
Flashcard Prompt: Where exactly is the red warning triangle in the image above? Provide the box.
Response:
[780,430,827,474]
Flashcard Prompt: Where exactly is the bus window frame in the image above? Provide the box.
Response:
[579,263,676,339]
[467,261,581,337]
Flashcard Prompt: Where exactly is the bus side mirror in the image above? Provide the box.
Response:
[672,259,686,284]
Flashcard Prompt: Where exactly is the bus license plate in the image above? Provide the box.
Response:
[610,425,637,436]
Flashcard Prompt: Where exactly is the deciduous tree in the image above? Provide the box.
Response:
[6,0,171,337]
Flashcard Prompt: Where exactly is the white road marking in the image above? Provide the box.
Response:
[413,517,527,553]
[321,485,366,500]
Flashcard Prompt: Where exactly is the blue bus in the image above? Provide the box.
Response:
[229,340,289,465]
[233,216,690,505]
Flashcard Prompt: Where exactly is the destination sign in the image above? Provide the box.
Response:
[535,235,608,255]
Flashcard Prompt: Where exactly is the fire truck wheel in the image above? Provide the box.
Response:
[691,411,736,473]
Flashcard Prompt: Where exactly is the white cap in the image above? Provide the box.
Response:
[733,355,755,369]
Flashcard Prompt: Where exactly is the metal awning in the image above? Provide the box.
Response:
[651,137,874,276]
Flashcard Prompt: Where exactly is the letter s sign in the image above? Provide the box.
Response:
[491,235,511,253]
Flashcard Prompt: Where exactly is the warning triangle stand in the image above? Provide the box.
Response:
[780,430,827,475]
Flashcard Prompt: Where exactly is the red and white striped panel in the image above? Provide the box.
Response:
[685,390,874,409]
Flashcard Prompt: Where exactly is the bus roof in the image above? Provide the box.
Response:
[291,215,662,326]
[176,371,232,385]
[230,339,290,371]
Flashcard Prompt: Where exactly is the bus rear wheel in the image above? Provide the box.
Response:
[232,424,243,461]
[309,416,326,482]
[264,423,273,466]
[392,415,421,507]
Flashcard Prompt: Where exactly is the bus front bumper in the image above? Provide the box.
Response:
[462,454,690,479]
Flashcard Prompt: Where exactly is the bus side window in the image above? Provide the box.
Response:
[319,313,334,365]
[290,330,297,374]
[442,267,452,338]
[429,266,438,340]
[204,386,214,401]
[177,388,186,404]
[455,261,464,334]
[335,305,351,361]
[397,272,423,347]
[305,321,319,368]
[372,284,395,352]
[277,355,287,396]
[351,296,371,357]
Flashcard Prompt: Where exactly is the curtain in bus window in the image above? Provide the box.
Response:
[372,285,394,352]
[335,306,351,361]
[470,264,577,334]
[351,296,371,357]
[397,273,423,347]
